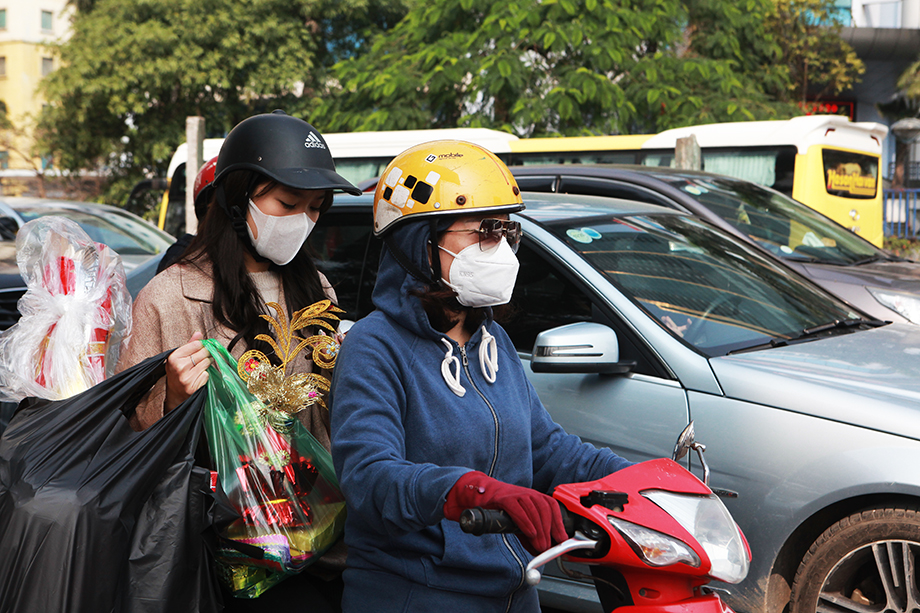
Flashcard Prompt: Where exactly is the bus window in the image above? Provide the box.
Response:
[164,164,187,238]
[334,158,393,186]
[641,146,797,197]
[822,149,878,200]
[511,150,640,166]
[640,150,674,168]
[701,146,797,197]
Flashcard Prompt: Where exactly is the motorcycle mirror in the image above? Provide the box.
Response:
[672,422,696,462]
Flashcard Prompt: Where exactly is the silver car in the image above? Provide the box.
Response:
[0,197,175,306]
[316,192,920,613]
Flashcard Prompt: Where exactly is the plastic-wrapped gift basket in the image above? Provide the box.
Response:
[0,216,131,401]
[202,300,346,598]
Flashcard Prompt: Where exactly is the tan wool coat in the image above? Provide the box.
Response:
[115,258,336,448]
[115,257,348,573]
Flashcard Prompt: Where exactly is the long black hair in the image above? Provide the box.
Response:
[181,169,331,359]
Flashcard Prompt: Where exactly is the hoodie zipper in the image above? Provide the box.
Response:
[458,344,500,477]
[458,343,527,599]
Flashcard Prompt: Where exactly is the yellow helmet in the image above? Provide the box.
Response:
[373,140,524,235]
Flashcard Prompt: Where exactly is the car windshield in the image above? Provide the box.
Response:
[14,207,173,256]
[548,213,863,356]
[653,174,880,265]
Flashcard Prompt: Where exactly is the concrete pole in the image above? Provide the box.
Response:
[675,134,701,171]
[185,116,205,235]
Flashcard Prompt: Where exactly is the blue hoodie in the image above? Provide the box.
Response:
[330,220,632,611]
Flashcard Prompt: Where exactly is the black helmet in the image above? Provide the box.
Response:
[214,110,360,195]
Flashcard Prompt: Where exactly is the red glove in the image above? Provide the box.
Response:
[443,471,567,554]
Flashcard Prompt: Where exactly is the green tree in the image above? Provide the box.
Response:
[313,0,861,136]
[767,0,864,106]
[39,0,408,206]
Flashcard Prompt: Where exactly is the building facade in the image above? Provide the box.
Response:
[0,0,71,177]
[839,0,920,183]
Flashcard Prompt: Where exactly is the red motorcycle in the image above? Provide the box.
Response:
[461,423,751,613]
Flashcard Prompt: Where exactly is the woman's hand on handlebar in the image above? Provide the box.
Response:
[444,471,567,554]
[164,332,211,413]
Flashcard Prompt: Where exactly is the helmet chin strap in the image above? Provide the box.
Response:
[215,182,269,264]
[428,219,443,287]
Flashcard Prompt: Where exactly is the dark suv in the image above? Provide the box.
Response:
[510,165,920,324]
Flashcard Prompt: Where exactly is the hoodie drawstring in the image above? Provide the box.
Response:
[440,338,466,397]
[479,326,498,383]
[440,327,500,394]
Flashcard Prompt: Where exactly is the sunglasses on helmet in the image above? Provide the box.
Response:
[443,218,523,253]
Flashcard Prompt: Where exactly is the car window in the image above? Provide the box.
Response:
[312,210,667,377]
[504,243,593,351]
[655,175,880,265]
[548,213,862,356]
[311,211,380,321]
[514,175,557,193]
[557,177,677,209]
[505,241,669,378]
[14,207,173,256]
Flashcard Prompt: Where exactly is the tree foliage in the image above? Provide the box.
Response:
[769,0,864,105]
[313,0,862,136]
[40,0,408,204]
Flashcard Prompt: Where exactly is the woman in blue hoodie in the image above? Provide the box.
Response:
[329,140,632,612]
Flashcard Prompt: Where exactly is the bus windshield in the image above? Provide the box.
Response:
[822,149,879,200]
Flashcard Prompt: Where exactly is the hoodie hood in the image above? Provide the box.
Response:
[372,219,471,342]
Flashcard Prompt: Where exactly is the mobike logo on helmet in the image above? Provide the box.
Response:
[425,153,462,162]
[304,132,326,149]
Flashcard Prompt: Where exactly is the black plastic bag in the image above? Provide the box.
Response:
[0,350,220,613]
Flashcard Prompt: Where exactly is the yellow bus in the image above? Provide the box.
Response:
[159,116,887,245]
[508,116,888,246]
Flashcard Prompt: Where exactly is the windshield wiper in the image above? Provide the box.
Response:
[727,318,887,355]
[851,254,903,265]
[799,318,885,336]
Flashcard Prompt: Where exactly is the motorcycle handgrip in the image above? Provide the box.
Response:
[459,508,518,535]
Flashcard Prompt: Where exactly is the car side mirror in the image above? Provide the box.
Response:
[530,322,635,375]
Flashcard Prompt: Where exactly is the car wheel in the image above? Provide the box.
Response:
[790,508,920,613]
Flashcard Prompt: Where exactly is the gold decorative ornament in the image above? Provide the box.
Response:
[236,300,344,429]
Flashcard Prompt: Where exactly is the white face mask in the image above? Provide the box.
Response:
[439,238,520,307]
[246,198,315,266]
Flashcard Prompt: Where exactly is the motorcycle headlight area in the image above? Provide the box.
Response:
[642,490,749,584]
[607,516,700,569]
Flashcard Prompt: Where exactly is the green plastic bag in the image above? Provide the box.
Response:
[202,338,345,598]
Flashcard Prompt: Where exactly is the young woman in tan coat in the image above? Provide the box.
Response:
[115,111,360,612]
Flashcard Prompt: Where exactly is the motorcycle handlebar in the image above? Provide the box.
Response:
[459,505,573,536]
[459,508,518,535]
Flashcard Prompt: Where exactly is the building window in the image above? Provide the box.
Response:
[0,152,9,171]
[41,10,53,31]
[0,57,5,78]
[42,57,53,76]
[0,9,7,30]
